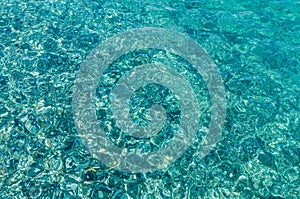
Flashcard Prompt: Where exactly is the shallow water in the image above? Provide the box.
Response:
[0,0,299,198]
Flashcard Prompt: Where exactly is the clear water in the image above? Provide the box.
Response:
[0,0,299,198]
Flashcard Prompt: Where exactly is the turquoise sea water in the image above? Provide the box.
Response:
[0,0,299,198]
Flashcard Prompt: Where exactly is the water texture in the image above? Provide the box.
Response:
[0,0,299,198]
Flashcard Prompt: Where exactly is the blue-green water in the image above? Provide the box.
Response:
[0,0,299,198]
